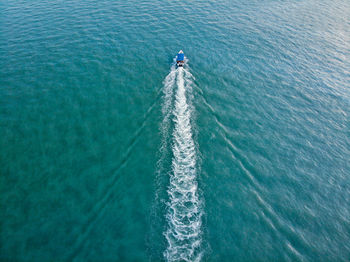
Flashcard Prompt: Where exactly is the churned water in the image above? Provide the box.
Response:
[1,0,350,261]
[162,64,202,262]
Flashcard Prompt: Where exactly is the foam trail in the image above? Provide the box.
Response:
[164,66,203,262]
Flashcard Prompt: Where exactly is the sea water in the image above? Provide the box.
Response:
[1,0,350,261]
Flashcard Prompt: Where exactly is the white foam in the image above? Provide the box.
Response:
[164,67,203,262]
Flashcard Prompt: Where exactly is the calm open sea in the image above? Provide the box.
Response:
[1,0,350,261]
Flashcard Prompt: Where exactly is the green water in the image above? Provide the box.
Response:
[1,0,350,261]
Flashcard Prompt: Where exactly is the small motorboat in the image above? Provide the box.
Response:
[176,50,184,67]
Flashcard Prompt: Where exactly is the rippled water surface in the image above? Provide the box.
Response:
[1,0,350,261]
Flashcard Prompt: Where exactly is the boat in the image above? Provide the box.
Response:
[176,50,184,67]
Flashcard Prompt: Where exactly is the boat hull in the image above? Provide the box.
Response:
[176,50,184,67]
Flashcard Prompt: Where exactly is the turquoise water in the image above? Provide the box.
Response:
[1,0,350,261]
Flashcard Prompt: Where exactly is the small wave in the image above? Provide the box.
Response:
[148,63,177,260]
[155,63,177,200]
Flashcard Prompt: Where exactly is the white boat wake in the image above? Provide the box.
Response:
[163,65,203,262]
